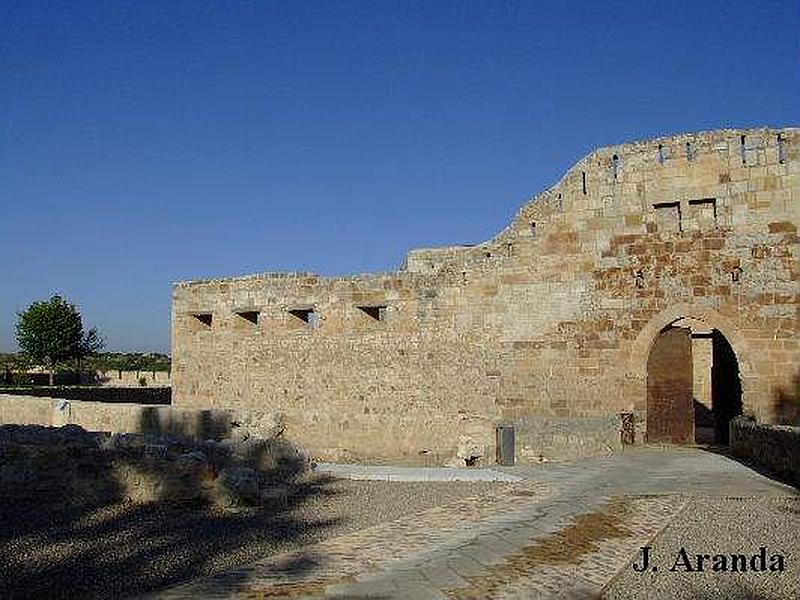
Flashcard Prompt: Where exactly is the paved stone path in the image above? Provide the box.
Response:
[314,463,523,482]
[157,447,796,599]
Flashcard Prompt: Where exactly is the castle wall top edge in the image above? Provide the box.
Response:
[173,270,402,288]
[585,125,796,156]
[173,125,797,289]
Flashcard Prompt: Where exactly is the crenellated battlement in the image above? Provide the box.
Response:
[405,126,798,274]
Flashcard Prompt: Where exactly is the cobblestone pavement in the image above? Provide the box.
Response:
[157,446,797,599]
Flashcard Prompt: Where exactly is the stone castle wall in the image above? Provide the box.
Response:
[172,127,799,465]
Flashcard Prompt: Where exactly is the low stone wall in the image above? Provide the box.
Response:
[730,416,800,487]
[0,387,170,405]
[86,370,171,387]
[513,415,623,462]
[0,394,228,439]
[1,392,629,465]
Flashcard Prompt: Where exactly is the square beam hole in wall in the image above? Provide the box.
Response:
[653,201,682,233]
[236,310,260,325]
[193,313,213,327]
[358,305,387,322]
[686,198,717,231]
[289,308,318,327]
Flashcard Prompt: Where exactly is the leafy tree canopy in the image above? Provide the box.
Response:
[15,295,105,368]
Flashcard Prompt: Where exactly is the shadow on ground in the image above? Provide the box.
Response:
[0,421,339,599]
[695,443,799,491]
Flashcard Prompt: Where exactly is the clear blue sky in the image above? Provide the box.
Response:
[1,1,798,353]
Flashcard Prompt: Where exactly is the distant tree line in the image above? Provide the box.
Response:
[0,351,171,374]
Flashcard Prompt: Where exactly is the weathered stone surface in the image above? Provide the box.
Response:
[230,410,286,441]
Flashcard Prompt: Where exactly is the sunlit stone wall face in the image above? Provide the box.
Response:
[172,127,799,465]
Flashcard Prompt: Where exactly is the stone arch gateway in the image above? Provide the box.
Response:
[624,304,757,441]
[644,319,743,445]
[172,127,798,465]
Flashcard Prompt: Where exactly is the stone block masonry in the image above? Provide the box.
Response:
[172,127,799,465]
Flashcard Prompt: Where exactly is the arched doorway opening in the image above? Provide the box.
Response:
[646,320,742,445]
[710,331,743,443]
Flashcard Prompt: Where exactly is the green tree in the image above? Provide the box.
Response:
[15,295,104,385]
[75,327,106,380]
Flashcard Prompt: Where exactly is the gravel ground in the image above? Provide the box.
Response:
[0,475,508,599]
[603,495,800,600]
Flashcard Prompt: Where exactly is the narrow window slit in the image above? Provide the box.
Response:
[740,135,747,164]
[193,313,213,327]
[777,133,786,164]
[289,308,317,327]
[612,154,620,180]
[236,311,259,325]
[582,171,587,195]
[358,305,387,322]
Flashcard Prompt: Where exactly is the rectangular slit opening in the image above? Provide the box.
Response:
[289,308,317,327]
[236,311,260,325]
[193,313,213,327]
[358,305,387,322]
[688,198,717,207]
